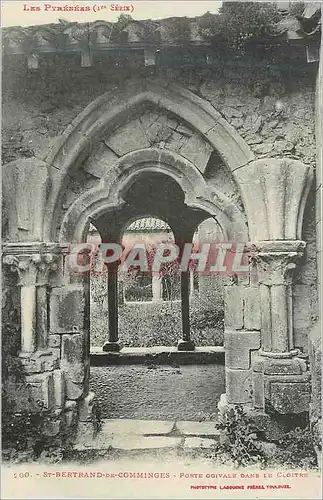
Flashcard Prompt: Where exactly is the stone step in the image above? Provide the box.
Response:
[74,419,220,453]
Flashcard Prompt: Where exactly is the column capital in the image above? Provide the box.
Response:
[249,240,306,286]
[3,252,58,286]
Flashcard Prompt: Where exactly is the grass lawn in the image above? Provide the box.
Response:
[90,299,224,348]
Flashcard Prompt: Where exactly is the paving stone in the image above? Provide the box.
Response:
[111,436,181,450]
[184,437,217,449]
[101,419,174,436]
[176,421,220,437]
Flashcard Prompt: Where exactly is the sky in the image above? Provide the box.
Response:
[1,1,223,27]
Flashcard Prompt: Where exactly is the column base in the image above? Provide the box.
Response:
[102,342,123,352]
[177,340,195,351]
[259,348,299,359]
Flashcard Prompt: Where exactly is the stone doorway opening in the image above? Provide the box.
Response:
[86,170,226,422]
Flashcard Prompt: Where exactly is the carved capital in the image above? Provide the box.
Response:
[3,253,58,286]
[250,240,305,286]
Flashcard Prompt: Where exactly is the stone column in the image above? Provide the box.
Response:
[225,158,314,426]
[3,252,57,353]
[103,263,122,352]
[178,270,195,351]
[189,270,195,296]
[36,254,58,350]
[254,240,305,357]
[152,274,163,302]
[249,240,311,421]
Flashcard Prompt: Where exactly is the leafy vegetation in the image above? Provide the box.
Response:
[210,404,318,469]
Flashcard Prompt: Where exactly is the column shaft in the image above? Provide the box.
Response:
[103,266,121,352]
[108,267,118,343]
[178,271,195,351]
[36,285,48,349]
[271,284,289,352]
[152,275,163,301]
[21,285,37,353]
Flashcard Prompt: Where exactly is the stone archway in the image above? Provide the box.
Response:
[2,79,314,441]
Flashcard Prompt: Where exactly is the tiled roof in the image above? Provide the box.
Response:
[88,218,171,233]
[2,6,321,60]
[127,218,171,232]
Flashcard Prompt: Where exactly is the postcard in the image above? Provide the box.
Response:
[1,1,322,498]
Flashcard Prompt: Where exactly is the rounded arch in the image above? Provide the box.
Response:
[58,148,248,243]
[43,78,254,240]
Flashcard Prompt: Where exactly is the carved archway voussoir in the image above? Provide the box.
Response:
[44,79,254,240]
[58,149,248,243]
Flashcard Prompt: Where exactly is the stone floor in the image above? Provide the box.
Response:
[75,419,220,453]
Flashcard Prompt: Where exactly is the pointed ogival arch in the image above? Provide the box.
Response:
[58,148,248,243]
[43,79,255,241]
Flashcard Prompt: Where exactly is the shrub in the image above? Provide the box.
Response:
[211,405,318,469]
[274,425,318,469]
[216,405,267,467]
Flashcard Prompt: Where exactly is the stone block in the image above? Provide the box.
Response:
[19,354,44,374]
[105,118,150,156]
[268,381,311,414]
[63,375,84,401]
[225,330,260,370]
[111,436,181,450]
[78,392,95,422]
[226,368,252,404]
[61,333,84,365]
[243,287,261,330]
[50,285,86,334]
[53,370,65,408]
[245,410,287,441]
[19,350,60,374]
[3,158,49,242]
[83,141,118,179]
[294,328,310,355]
[252,371,265,409]
[43,352,60,372]
[176,421,220,437]
[25,372,55,409]
[293,285,314,328]
[61,333,86,400]
[176,133,213,174]
[75,421,96,447]
[64,400,78,429]
[224,285,243,330]
[262,357,306,376]
[48,334,61,349]
[101,419,174,436]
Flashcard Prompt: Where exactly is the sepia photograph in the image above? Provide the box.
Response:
[1,0,322,498]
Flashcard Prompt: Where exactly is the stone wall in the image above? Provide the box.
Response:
[1,47,319,442]
[2,57,317,335]
[2,56,317,168]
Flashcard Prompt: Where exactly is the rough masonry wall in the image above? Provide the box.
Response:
[2,56,317,168]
